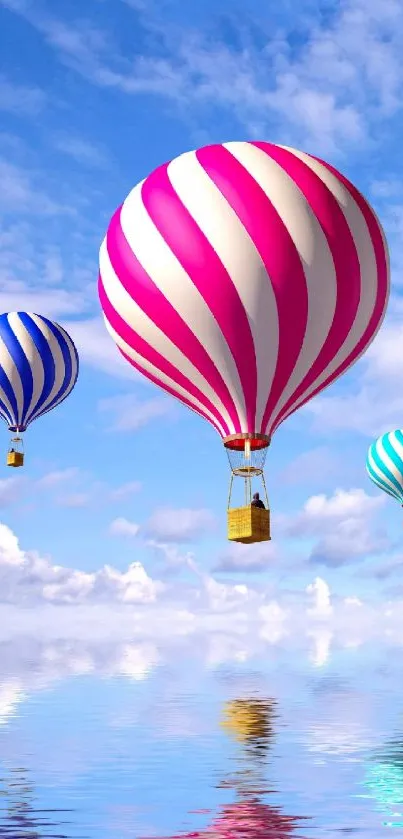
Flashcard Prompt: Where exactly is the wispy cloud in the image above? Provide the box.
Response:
[56,492,92,508]
[53,134,109,168]
[0,279,87,318]
[36,467,80,489]
[145,507,216,543]
[64,318,137,379]
[0,74,46,115]
[4,0,403,153]
[0,158,75,216]
[98,393,175,430]
[0,476,26,507]
[0,218,92,319]
[278,446,341,487]
[1,469,142,514]
[109,481,142,500]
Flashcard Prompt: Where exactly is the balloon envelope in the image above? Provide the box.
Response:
[0,312,79,432]
[99,141,389,443]
[366,430,403,505]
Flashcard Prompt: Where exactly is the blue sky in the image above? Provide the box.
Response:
[1,0,403,631]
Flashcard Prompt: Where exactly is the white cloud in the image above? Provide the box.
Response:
[2,518,403,681]
[145,507,216,542]
[290,488,383,531]
[201,573,254,613]
[109,517,140,538]
[0,521,163,605]
[146,539,196,571]
[214,540,280,573]
[285,488,389,566]
[0,523,25,566]
[310,521,389,567]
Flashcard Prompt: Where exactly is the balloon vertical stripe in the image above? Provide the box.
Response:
[276,151,389,421]
[142,160,256,431]
[196,143,309,436]
[366,450,399,500]
[105,207,241,433]
[98,279,230,436]
[26,318,78,425]
[18,311,55,419]
[253,143,361,433]
[0,344,19,426]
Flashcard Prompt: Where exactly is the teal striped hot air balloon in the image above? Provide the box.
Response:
[366,430,403,505]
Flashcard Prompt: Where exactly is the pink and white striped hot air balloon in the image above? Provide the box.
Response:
[98,141,390,543]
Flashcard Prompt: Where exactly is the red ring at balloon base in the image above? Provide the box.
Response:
[223,433,270,451]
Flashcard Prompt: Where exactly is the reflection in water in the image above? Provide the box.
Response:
[219,697,277,796]
[0,644,396,836]
[164,799,306,839]
[151,697,309,838]
[0,767,72,838]
[221,698,275,756]
[363,735,403,828]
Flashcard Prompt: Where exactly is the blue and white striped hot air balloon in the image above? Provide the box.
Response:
[0,312,79,467]
[366,430,403,506]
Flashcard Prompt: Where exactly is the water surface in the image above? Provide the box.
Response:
[0,635,401,836]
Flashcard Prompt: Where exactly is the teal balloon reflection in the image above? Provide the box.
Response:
[360,738,403,828]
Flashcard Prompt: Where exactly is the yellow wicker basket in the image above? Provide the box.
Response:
[227,505,270,543]
[7,451,24,468]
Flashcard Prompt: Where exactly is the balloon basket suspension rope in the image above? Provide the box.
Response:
[6,434,24,468]
[223,434,271,544]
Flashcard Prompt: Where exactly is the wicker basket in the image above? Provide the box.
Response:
[227,505,270,543]
[7,451,24,468]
